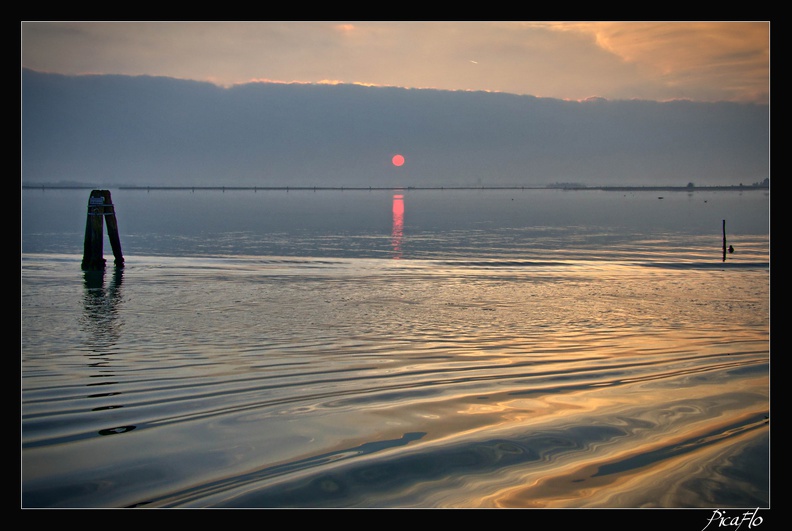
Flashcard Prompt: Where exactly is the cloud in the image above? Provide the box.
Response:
[547,22,769,103]
[21,69,769,189]
[21,22,769,103]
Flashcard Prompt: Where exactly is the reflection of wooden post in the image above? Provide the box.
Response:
[81,190,124,271]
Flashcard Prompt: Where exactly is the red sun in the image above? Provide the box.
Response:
[392,154,405,167]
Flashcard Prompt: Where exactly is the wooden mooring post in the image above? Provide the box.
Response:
[722,219,727,262]
[722,219,735,262]
[81,190,124,271]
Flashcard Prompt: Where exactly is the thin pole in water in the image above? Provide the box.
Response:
[722,219,727,262]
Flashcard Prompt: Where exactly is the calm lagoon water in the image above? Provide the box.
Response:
[21,188,770,508]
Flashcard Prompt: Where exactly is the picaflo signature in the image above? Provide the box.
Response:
[702,509,763,531]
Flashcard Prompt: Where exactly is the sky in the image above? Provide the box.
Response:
[21,21,769,104]
[20,21,771,189]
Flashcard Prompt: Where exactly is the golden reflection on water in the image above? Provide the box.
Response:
[467,369,767,507]
[488,416,767,508]
[22,250,768,508]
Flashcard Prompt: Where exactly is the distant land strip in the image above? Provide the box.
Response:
[22,184,770,192]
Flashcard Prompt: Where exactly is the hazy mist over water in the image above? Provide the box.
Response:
[22,187,769,259]
[21,69,770,189]
[21,188,769,509]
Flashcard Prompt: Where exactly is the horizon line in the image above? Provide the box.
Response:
[22,183,770,192]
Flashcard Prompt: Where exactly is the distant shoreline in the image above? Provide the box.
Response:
[22,184,770,192]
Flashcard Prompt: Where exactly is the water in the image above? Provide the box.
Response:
[21,187,770,508]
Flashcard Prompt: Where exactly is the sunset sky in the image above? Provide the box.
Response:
[20,21,770,188]
[21,21,769,104]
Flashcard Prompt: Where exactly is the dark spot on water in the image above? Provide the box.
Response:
[88,392,121,398]
[126,501,155,508]
[98,425,136,436]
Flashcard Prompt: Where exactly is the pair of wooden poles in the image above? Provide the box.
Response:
[81,190,124,271]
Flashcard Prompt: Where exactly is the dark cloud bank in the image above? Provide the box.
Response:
[22,68,769,188]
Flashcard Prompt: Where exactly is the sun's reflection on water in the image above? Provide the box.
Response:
[392,193,404,259]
